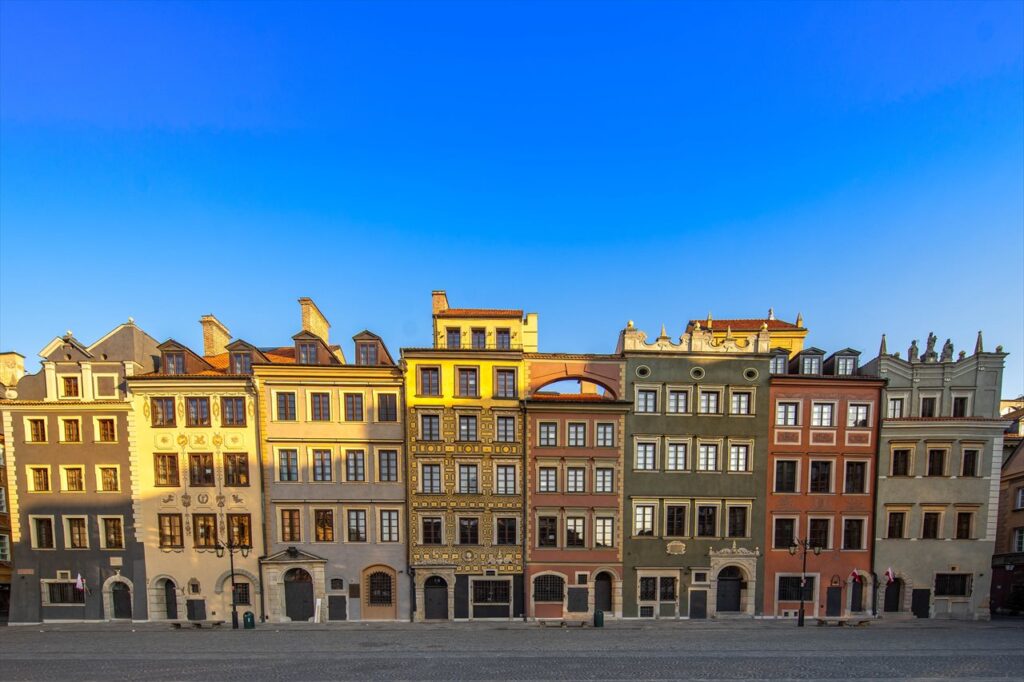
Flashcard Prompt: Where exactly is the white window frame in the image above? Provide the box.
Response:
[632,502,657,537]
[26,465,52,492]
[727,442,751,473]
[98,515,126,550]
[28,515,56,549]
[847,403,871,428]
[595,467,614,493]
[92,416,118,443]
[495,463,517,495]
[698,388,723,415]
[421,462,443,494]
[810,402,835,427]
[806,515,833,550]
[566,467,586,493]
[666,440,689,471]
[776,401,799,426]
[63,515,90,550]
[596,422,615,447]
[634,440,658,471]
[635,386,659,414]
[696,441,719,472]
[840,516,868,550]
[887,395,906,419]
[58,417,83,443]
[538,466,558,492]
[666,387,691,414]
[773,458,801,493]
[594,517,615,548]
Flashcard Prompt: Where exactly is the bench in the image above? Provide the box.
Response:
[169,620,226,629]
[815,617,872,627]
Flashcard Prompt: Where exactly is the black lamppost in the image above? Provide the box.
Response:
[789,538,821,627]
[216,539,251,629]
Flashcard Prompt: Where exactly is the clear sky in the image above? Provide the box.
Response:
[1,1,1022,395]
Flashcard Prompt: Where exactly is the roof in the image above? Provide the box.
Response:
[436,308,523,319]
[687,318,803,332]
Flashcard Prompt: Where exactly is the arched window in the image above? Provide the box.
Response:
[534,575,565,602]
[368,571,393,606]
[330,578,345,591]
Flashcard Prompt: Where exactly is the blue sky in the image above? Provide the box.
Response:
[1,1,1022,395]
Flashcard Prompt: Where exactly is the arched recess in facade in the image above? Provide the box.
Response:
[147,573,183,621]
[361,565,398,620]
[846,569,873,616]
[524,355,625,399]
[591,567,622,618]
[102,573,134,621]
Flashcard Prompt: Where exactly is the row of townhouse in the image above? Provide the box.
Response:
[0,292,1014,624]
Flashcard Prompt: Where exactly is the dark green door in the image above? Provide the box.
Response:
[112,582,132,619]
[826,587,842,617]
[284,569,315,622]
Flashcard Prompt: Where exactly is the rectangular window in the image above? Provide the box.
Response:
[457,368,479,397]
[595,518,614,547]
[281,509,301,542]
[842,519,864,549]
[158,514,183,548]
[567,423,586,447]
[728,444,749,472]
[154,454,180,487]
[698,444,718,471]
[699,391,719,414]
[221,397,246,426]
[596,423,614,447]
[496,369,517,398]
[809,460,832,493]
[193,514,217,548]
[922,512,941,539]
[278,450,299,482]
[344,394,364,421]
[836,356,856,375]
[538,467,557,492]
[151,397,176,427]
[186,398,211,427]
[310,392,331,421]
[189,453,215,486]
[31,466,50,492]
[346,450,366,482]
[696,506,718,537]
[1013,528,1024,553]
[28,418,47,442]
[315,510,334,542]
[668,390,689,413]
[809,518,830,549]
[639,577,657,601]
[634,505,654,536]
[459,464,479,493]
[538,516,559,546]
[67,517,88,549]
[471,328,486,349]
[276,393,296,421]
[496,465,516,494]
[888,397,904,419]
[313,450,333,482]
[961,450,979,477]
[420,367,440,396]
[458,415,478,441]
[459,517,479,544]
[770,354,788,375]
[779,576,815,601]
[496,328,511,349]
[297,342,318,365]
[380,510,399,543]
[887,511,906,539]
[927,449,945,476]
[421,517,442,544]
[891,449,911,476]
[920,397,937,418]
[539,422,558,446]
[566,517,585,547]
[774,518,796,549]
[422,464,441,493]
[636,442,656,470]
[658,577,677,602]
[47,582,85,604]
[378,450,398,482]
[847,404,870,428]
[811,403,834,427]
[636,390,657,413]
[728,507,748,538]
[223,454,249,487]
[496,416,516,442]
[62,419,81,442]
[595,468,613,493]
[347,510,367,542]
[952,397,969,418]
[64,467,84,492]
[934,574,971,597]
[801,356,822,374]
[666,443,688,471]
[230,352,252,375]
[62,376,80,397]
[731,392,751,415]
[357,342,378,366]
[377,394,398,422]
[233,583,251,606]
[496,517,517,545]
[420,414,440,441]
[776,402,799,426]
[99,466,119,492]
[566,467,585,493]
[33,517,54,548]
[666,505,687,536]
[164,352,185,375]
[227,514,251,548]
[955,512,973,540]
[845,461,866,494]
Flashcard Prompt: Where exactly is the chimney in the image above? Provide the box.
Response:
[199,315,231,357]
[0,352,26,387]
[298,297,330,343]
[432,290,449,315]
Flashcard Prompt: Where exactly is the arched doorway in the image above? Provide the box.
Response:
[850,578,865,613]
[163,579,178,620]
[594,572,613,613]
[284,568,315,622]
[424,576,448,620]
[111,582,132,619]
[362,566,397,620]
[716,566,742,613]
[884,579,903,613]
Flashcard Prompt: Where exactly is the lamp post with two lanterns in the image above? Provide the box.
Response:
[215,539,251,629]
[788,537,821,627]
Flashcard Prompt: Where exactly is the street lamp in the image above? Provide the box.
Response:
[788,538,822,627]
[215,539,251,629]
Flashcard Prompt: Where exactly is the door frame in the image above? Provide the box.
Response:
[283,567,316,622]
[422,575,450,621]
[102,574,134,622]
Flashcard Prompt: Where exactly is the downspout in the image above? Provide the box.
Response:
[521,396,528,622]
[252,374,269,623]
[869,377,886,617]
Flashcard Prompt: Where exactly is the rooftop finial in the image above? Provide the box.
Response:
[725,325,733,339]
[660,323,667,338]
[975,330,983,354]
[795,312,803,327]
[879,333,888,355]
[706,312,713,327]
[65,329,73,338]
[768,307,775,321]
[627,320,634,329]
[127,317,135,325]
[761,321,768,331]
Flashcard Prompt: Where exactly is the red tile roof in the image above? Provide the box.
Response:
[687,318,803,331]
[437,308,523,318]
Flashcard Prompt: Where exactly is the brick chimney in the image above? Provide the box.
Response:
[199,315,231,357]
[298,297,330,343]
[432,290,449,315]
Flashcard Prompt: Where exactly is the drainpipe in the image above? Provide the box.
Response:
[521,397,528,622]
[869,378,886,618]
[408,567,416,622]
[252,374,269,623]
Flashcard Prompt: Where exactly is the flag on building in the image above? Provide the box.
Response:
[75,573,85,591]
[850,569,862,584]
[885,567,896,584]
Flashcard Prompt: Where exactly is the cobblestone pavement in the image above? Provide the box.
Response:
[1,619,1022,681]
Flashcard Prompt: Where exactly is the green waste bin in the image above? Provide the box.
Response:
[243,611,256,629]
[594,610,604,628]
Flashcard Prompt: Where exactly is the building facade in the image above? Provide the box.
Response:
[990,438,1024,615]
[864,333,1008,619]
[763,348,884,619]
[1,323,158,623]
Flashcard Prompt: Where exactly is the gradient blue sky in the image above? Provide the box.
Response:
[1,1,1022,394]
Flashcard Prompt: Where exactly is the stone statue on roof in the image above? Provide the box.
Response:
[940,338,954,362]
[923,332,938,362]
[908,340,919,362]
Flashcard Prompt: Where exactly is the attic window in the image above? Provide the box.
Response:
[297,342,318,365]
[836,356,856,376]
[770,354,788,375]
[230,352,252,375]
[800,356,821,375]
[164,352,185,375]
[357,342,378,366]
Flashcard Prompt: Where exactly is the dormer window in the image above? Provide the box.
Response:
[357,342,378,366]
[298,342,318,365]
[446,328,461,350]
[770,354,788,375]
[230,352,252,375]
[836,356,856,376]
[164,352,185,375]
[800,356,822,375]
[61,376,80,398]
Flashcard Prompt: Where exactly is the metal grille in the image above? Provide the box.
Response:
[534,575,565,602]
[473,580,509,604]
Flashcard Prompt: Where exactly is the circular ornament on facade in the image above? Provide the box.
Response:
[197,493,209,505]
[635,365,651,378]
[690,367,706,380]
[462,550,475,561]
[743,368,759,381]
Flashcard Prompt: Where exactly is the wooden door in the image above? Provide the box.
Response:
[424,577,448,620]
[112,582,132,619]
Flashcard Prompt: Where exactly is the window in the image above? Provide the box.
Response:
[728,507,748,538]
[666,443,688,471]
[346,450,366,482]
[159,514,184,548]
[668,390,689,413]
[697,444,718,471]
[154,454,179,487]
[357,342,378,365]
[28,418,47,442]
[961,450,979,477]
[595,468,613,493]
[955,512,973,540]
[927,449,946,476]
[496,517,517,545]
[378,450,398,482]
[639,577,657,601]
[634,505,655,536]
[344,394,364,421]
[421,517,442,544]
[774,518,796,549]
[67,517,88,549]
[538,467,557,492]
[298,342,318,364]
[215,453,247,487]
[420,367,440,396]
[30,466,51,492]
[811,403,834,427]
[566,467,585,492]
[310,392,331,421]
[496,416,516,442]
[457,368,479,397]
[459,464,479,493]
[380,510,399,543]
[699,391,720,414]
[99,466,119,492]
[595,518,614,547]
[233,583,251,606]
[100,517,125,550]
[567,423,586,447]
[596,423,614,447]
[636,442,656,470]
[471,328,486,349]
[60,419,80,443]
[1013,528,1024,553]
[952,397,969,418]
[63,467,84,492]
[48,582,85,604]
[809,460,832,493]
[696,506,717,537]
[534,575,565,602]
[845,461,866,494]
[496,328,511,349]
[315,510,334,542]
[227,514,251,548]
[1018,488,1024,510]
[278,450,299,482]
[779,576,815,601]
[770,354,788,375]
[731,392,751,415]
[312,450,333,482]
[189,453,215,486]
[186,398,211,427]
[920,397,937,418]
[808,518,830,549]
[62,376,80,397]
[836,356,856,375]
[842,519,864,549]
[230,352,252,375]
[659,577,677,602]
[280,507,299,540]
[496,369,516,398]
[422,464,441,493]
[728,444,749,472]
[666,505,687,536]
[566,517,585,546]
[776,402,799,426]
[847,404,870,428]
[220,397,246,427]
[420,414,440,441]
[377,394,398,422]
[636,390,657,413]
[458,415,478,441]
[922,512,941,539]
[164,352,185,375]
[886,512,906,539]
[276,392,296,421]
[459,517,479,544]
[934,574,971,597]
[0,488,5,513]
[151,397,176,427]
[801,355,822,374]
[193,514,217,548]
[891,449,911,476]
[33,517,54,548]
[347,510,367,542]
[538,516,559,546]
[888,397,904,419]
[473,580,509,604]
[539,422,558,446]
[496,465,516,494]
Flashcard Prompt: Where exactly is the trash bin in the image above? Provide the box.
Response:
[243,611,256,629]
[594,610,604,628]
